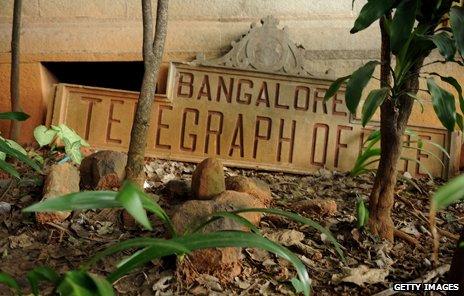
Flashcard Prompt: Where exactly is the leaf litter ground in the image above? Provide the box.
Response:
[0,158,462,295]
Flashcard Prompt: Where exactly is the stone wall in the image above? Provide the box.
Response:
[0,0,462,142]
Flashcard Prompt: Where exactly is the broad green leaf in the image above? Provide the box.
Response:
[84,238,190,270]
[23,182,176,236]
[63,138,83,164]
[323,75,350,102]
[433,174,464,210]
[390,0,418,54]
[109,243,190,282]
[0,137,27,157]
[33,125,57,147]
[0,158,20,179]
[291,277,305,294]
[356,199,369,229]
[136,186,175,236]
[56,271,96,296]
[365,129,381,143]
[361,87,389,127]
[429,32,456,61]
[0,112,29,121]
[87,273,115,296]
[450,6,464,57]
[428,73,464,114]
[0,139,41,172]
[116,181,152,231]
[0,272,21,295]
[427,78,456,131]
[27,266,60,296]
[54,124,89,147]
[23,191,120,212]
[351,0,395,33]
[346,61,379,114]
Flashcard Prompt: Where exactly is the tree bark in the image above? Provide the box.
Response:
[125,0,169,187]
[10,0,22,141]
[368,16,423,241]
[448,232,464,296]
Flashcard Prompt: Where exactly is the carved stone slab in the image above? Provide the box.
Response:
[48,62,460,178]
[192,15,311,77]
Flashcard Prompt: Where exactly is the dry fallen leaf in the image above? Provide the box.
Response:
[264,229,305,246]
[332,265,389,286]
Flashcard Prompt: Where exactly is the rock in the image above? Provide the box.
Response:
[212,190,265,227]
[165,179,191,200]
[191,158,225,200]
[172,200,213,235]
[173,191,266,284]
[36,163,80,224]
[80,150,127,190]
[225,175,272,206]
[0,202,11,214]
[291,198,337,217]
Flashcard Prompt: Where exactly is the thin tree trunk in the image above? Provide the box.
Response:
[10,0,22,141]
[125,0,169,187]
[368,16,423,241]
[448,232,464,296]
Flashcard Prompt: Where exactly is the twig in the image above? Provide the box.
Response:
[0,179,15,200]
[394,229,423,250]
[372,264,450,296]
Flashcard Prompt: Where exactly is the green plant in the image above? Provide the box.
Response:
[429,175,464,272]
[34,124,89,164]
[351,128,449,178]
[1,267,114,296]
[356,198,370,229]
[17,181,345,296]
[0,112,41,178]
[324,0,464,241]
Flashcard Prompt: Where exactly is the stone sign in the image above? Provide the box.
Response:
[47,16,461,178]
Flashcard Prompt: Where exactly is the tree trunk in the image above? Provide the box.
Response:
[448,232,464,296]
[10,0,22,141]
[125,0,169,187]
[368,16,423,241]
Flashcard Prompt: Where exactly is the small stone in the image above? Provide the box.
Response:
[191,158,225,200]
[403,171,412,179]
[80,150,127,190]
[291,198,337,216]
[225,175,272,207]
[0,202,11,214]
[36,163,80,224]
[173,190,265,284]
[165,179,191,200]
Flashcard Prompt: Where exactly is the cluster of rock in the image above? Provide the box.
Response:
[38,151,273,283]
[37,150,127,223]
[171,157,273,283]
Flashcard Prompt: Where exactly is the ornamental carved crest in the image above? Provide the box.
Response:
[193,16,312,77]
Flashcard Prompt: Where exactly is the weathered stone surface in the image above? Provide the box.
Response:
[225,175,272,207]
[212,190,265,227]
[36,163,80,224]
[80,150,127,190]
[48,71,458,179]
[172,190,266,283]
[291,198,337,217]
[191,158,225,200]
[165,179,192,200]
